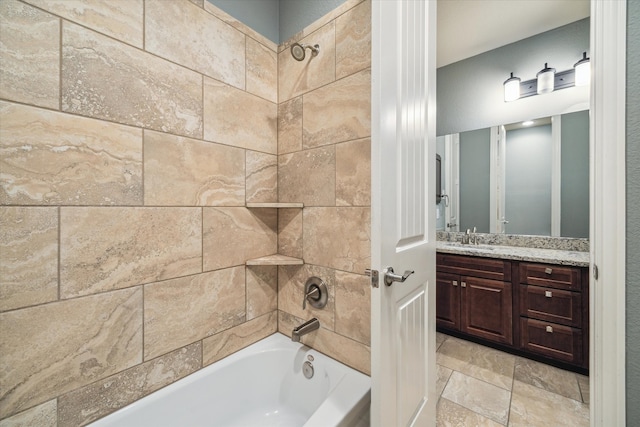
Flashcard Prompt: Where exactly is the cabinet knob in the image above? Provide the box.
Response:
[452,280,458,287]
[545,290,552,298]
[544,267,553,275]
[461,281,467,288]
[546,325,553,333]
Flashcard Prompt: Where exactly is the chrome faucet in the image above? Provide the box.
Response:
[292,318,320,342]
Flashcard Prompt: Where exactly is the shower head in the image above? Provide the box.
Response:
[290,42,320,61]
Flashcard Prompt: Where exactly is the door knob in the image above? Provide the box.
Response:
[383,267,415,286]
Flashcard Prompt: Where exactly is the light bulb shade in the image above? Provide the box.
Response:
[503,72,521,102]
[536,63,555,94]
[574,52,590,86]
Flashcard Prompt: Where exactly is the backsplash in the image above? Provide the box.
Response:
[437,231,590,252]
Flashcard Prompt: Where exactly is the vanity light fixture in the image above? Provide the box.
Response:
[503,52,590,102]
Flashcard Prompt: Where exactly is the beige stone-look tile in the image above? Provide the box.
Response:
[62,22,202,138]
[303,207,370,274]
[23,0,143,48]
[436,364,453,397]
[441,371,511,425]
[300,0,365,41]
[144,130,245,206]
[336,138,371,206]
[0,399,56,427]
[0,288,142,418]
[278,264,335,328]
[145,0,245,89]
[278,96,303,155]
[60,207,201,298]
[246,151,277,204]
[203,207,277,271]
[0,1,59,109]
[278,208,303,258]
[335,270,370,345]
[436,398,503,427]
[204,78,277,154]
[278,146,336,206]
[0,101,143,206]
[436,332,448,351]
[188,0,204,7]
[577,374,590,404]
[278,310,370,375]
[203,1,277,52]
[335,0,371,79]
[437,336,515,390]
[203,311,277,366]
[58,343,201,427]
[514,357,582,401]
[144,267,245,360]
[278,22,336,102]
[0,208,58,312]
[509,380,589,427]
[303,69,371,149]
[247,38,277,102]
[246,265,277,320]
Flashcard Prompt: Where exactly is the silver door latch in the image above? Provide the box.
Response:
[364,269,379,288]
[383,267,414,286]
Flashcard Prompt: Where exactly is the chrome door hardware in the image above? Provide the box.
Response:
[365,269,379,288]
[383,267,415,286]
[303,277,327,310]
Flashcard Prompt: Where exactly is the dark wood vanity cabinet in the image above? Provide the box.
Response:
[436,253,589,371]
[436,254,513,345]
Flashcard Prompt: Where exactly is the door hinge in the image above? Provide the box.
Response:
[365,269,379,288]
[593,264,599,280]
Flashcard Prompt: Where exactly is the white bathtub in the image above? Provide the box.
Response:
[89,333,371,427]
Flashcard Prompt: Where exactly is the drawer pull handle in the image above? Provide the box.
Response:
[452,280,458,287]
[546,326,553,333]
[544,268,553,275]
[545,291,552,298]
[461,281,467,288]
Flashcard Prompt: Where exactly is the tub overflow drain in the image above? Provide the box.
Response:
[303,361,314,379]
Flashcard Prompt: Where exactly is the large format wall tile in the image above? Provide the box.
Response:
[144,131,245,206]
[245,151,277,204]
[204,78,277,154]
[0,288,142,418]
[0,207,58,312]
[336,138,371,206]
[0,1,59,109]
[0,102,142,206]
[203,2,277,52]
[335,0,371,79]
[278,97,303,154]
[303,207,370,274]
[144,267,245,360]
[278,208,303,258]
[246,38,277,103]
[278,22,336,102]
[303,69,371,149]
[60,207,201,298]
[246,266,277,320]
[58,343,201,427]
[278,146,336,206]
[278,264,335,328]
[335,270,371,345]
[203,207,277,271]
[62,22,202,138]
[23,0,143,48]
[145,0,245,89]
[203,311,277,366]
[0,400,57,427]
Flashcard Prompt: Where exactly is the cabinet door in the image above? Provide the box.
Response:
[461,276,513,344]
[436,272,460,330]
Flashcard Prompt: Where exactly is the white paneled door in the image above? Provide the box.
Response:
[371,1,437,426]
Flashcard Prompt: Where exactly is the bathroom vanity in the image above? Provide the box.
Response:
[436,235,589,373]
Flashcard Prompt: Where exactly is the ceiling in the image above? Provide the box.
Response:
[437,0,590,68]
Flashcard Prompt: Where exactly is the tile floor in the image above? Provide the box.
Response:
[435,332,590,426]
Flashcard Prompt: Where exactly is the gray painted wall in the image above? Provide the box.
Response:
[560,110,589,238]
[279,0,347,42]
[437,18,590,136]
[626,0,640,423]
[459,128,491,233]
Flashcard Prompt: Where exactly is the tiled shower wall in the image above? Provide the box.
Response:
[0,0,372,425]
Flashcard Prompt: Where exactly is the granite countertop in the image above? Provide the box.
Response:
[436,241,590,267]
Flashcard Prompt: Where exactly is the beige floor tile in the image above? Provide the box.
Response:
[577,374,590,404]
[436,332,447,351]
[509,380,589,427]
[437,398,504,427]
[436,364,453,397]
[442,371,511,425]
[514,357,582,401]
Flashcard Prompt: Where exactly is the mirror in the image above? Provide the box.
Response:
[436,110,589,238]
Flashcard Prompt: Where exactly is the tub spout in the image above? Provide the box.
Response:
[292,318,320,342]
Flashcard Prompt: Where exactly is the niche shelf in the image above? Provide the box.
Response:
[246,254,304,266]
[246,202,303,208]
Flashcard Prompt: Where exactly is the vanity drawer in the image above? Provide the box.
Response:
[520,318,583,365]
[437,253,511,281]
[519,263,581,291]
[520,285,582,327]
